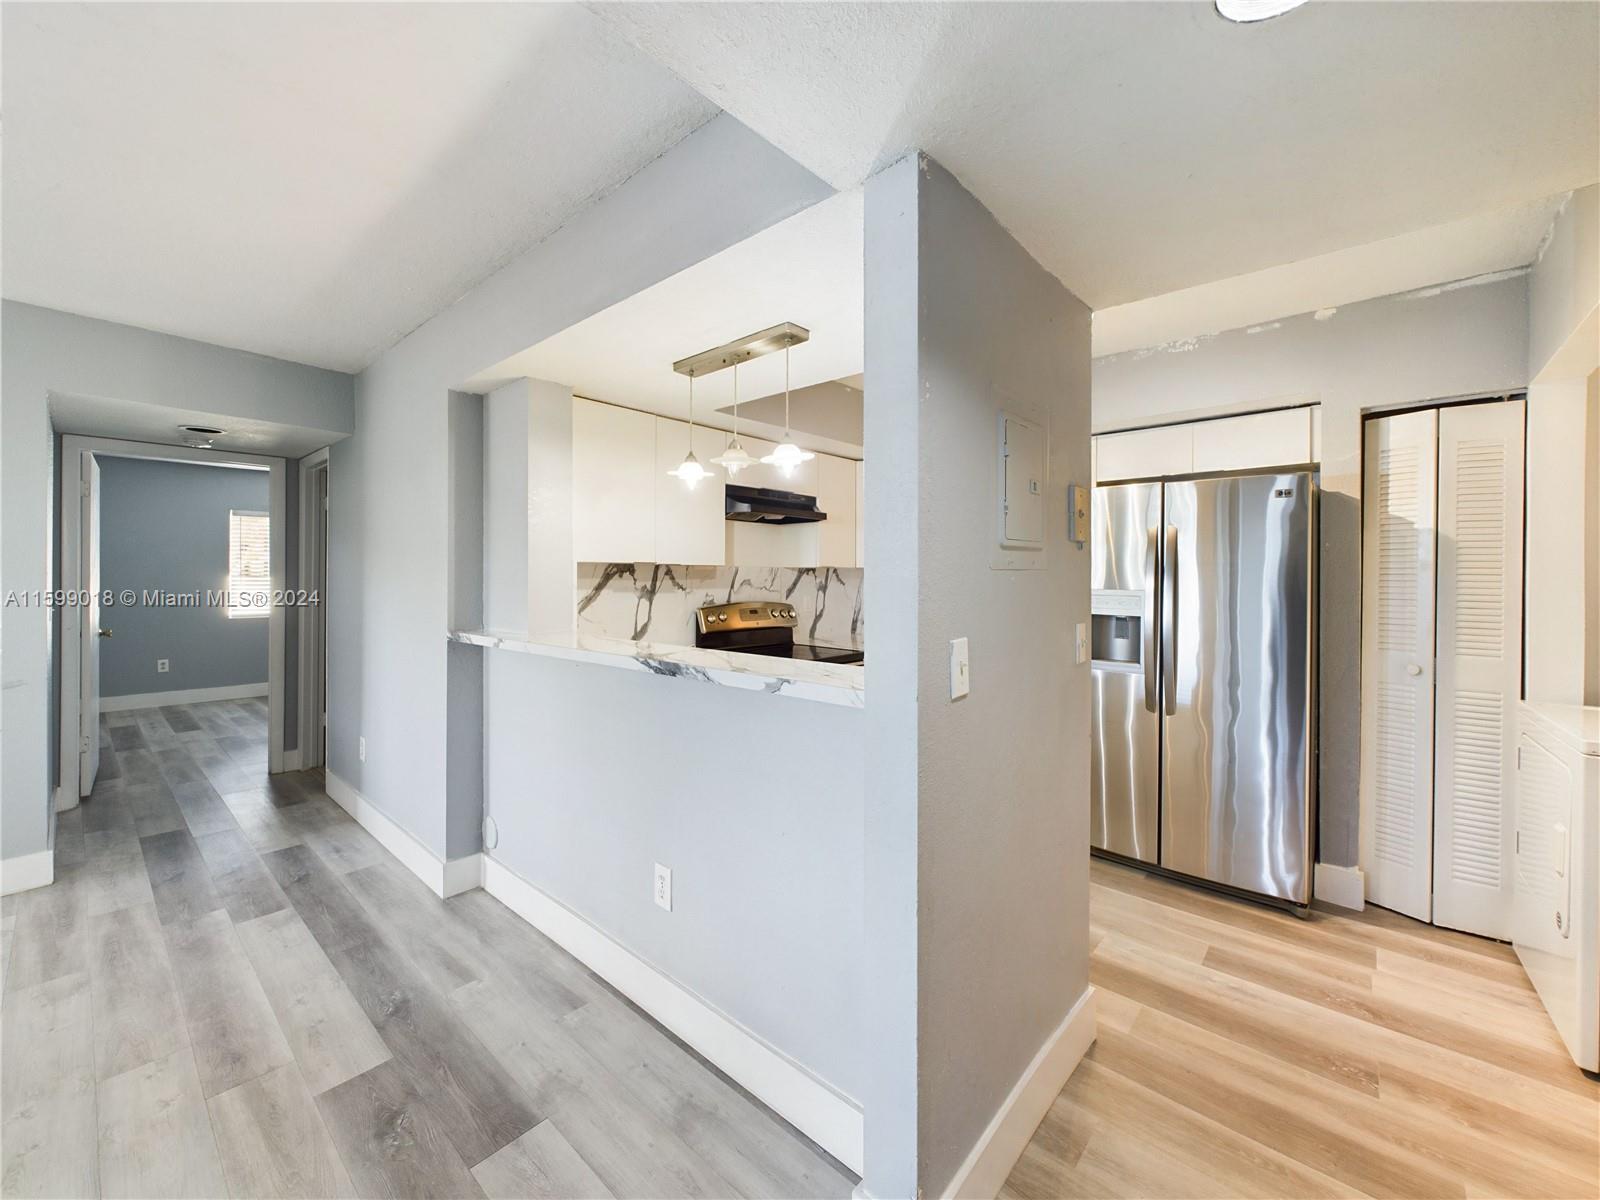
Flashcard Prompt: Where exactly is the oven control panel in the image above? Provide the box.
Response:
[696,601,797,634]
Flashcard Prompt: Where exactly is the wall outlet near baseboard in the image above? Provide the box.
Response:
[654,862,672,911]
[156,658,170,673]
[358,736,366,763]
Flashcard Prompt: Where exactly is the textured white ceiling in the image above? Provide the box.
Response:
[468,190,865,456]
[2,3,716,371]
[596,1,1599,309]
[1093,194,1568,357]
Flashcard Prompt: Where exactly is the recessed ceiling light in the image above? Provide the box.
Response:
[1215,0,1309,23]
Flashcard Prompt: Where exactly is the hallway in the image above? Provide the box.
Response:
[1,700,853,1199]
[1004,858,1600,1199]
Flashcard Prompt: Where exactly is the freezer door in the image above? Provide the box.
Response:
[1090,483,1162,863]
[1161,473,1315,902]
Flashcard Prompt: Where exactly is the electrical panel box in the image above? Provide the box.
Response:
[999,412,1045,549]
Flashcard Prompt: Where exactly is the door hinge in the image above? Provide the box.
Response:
[81,480,91,497]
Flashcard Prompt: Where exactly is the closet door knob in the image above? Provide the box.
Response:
[1406,663,1423,677]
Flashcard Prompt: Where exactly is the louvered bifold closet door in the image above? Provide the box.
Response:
[1432,400,1524,938]
[1360,409,1438,921]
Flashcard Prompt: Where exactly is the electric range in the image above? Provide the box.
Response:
[695,601,864,665]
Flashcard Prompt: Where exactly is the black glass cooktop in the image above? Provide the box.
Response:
[733,642,864,665]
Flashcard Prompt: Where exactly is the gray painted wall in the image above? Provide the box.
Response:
[1093,274,1529,868]
[326,114,830,860]
[1,300,352,861]
[97,458,270,697]
[482,651,865,1099]
[864,155,1093,1197]
[325,116,853,1102]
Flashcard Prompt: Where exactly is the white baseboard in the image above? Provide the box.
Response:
[324,771,479,900]
[1314,862,1366,911]
[281,749,303,772]
[442,853,485,898]
[482,855,865,1175]
[100,682,268,712]
[54,786,78,814]
[941,986,1098,1200]
[2,849,55,896]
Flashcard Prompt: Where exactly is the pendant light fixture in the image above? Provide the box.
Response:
[760,334,814,475]
[711,362,757,477]
[667,371,714,488]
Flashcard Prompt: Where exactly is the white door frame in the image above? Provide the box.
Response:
[296,447,330,771]
[57,435,288,810]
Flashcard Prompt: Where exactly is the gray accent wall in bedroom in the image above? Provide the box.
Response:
[98,457,271,697]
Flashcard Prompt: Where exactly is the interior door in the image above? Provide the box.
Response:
[79,452,103,796]
[1360,409,1439,921]
[1160,472,1315,903]
[1432,400,1524,937]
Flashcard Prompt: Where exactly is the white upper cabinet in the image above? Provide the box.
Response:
[1191,407,1314,474]
[1095,406,1321,483]
[653,417,726,566]
[1095,423,1193,482]
[816,453,859,568]
[573,397,655,563]
[574,397,861,570]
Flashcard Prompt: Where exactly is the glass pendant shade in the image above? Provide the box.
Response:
[667,451,713,487]
[670,372,715,488]
[760,439,814,474]
[759,339,814,474]
[712,439,757,475]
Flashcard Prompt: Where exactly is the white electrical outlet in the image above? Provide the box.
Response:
[653,863,672,911]
[949,637,970,699]
[1074,622,1088,665]
[358,736,367,763]
[156,658,170,674]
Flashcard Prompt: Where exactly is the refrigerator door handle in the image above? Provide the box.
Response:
[1162,524,1178,716]
[1142,527,1159,713]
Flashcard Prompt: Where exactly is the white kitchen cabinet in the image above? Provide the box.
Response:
[573,397,655,563]
[1191,407,1313,474]
[816,453,859,568]
[1095,424,1193,482]
[654,417,726,566]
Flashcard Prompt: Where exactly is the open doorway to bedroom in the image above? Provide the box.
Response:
[57,435,293,815]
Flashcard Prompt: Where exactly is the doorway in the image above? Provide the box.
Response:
[57,435,289,809]
[1358,395,1526,937]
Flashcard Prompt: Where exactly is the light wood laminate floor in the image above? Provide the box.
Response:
[2,700,855,1199]
[1004,856,1600,1200]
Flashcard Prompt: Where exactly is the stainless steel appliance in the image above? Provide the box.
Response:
[1091,470,1316,909]
[696,601,864,665]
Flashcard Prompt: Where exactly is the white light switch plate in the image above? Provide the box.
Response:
[1074,622,1088,664]
[950,637,970,700]
[654,863,672,911]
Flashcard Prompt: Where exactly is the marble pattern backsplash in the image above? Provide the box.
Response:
[577,563,864,650]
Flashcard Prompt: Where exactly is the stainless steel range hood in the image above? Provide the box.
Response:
[724,484,827,524]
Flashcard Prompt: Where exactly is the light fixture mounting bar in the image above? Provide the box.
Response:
[672,322,809,378]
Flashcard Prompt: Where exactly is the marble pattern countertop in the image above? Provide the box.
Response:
[449,629,864,709]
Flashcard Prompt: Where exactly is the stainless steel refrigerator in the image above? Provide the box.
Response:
[1090,470,1317,908]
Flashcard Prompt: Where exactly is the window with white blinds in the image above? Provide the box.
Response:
[228,510,271,619]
